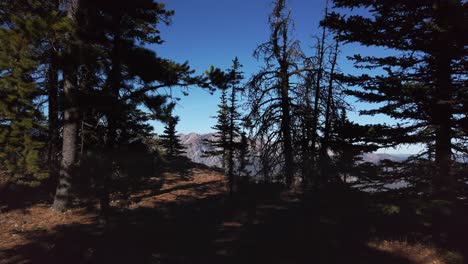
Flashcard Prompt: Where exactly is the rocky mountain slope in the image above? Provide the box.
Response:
[179,133,409,169]
[179,133,222,168]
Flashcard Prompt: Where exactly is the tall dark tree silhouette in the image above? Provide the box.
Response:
[308,0,329,187]
[226,58,244,194]
[44,0,62,186]
[324,0,467,196]
[319,34,341,184]
[238,131,252,179]
[160,113,185,160]
[205,58,244,195]
[204,73,229,170]
[330,108,379,184]
[76,0,208,222]
[247,0,303,188]
[88,0,175,220]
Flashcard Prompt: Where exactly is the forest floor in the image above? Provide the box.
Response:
[0,163,466,264]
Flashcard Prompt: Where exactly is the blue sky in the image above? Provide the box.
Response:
[148,0,422,154]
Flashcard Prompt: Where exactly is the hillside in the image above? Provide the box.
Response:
[179,133,410,169]
[1,162,463,264]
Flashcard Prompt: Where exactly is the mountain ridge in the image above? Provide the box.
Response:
[178,133,410,169]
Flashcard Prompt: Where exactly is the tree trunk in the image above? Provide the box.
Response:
[432,0,454,197]
[320,36,339,183]
[46,48,60,186]
[51,0,80,212]
[98,19,122,225]
[227,87,237,195]
[433,54,453,196]
[280,75,294,188]
[279,10,294,188]
[301,72,314,189]
[310,21,327,188]
[227,148,235,195]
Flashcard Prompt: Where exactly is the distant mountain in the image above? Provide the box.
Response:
[179,133,411,168]
[179,133,222,168]
[360,153,409,163]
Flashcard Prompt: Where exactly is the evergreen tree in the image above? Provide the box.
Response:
[0,12,49,186]
[75,0,208,219]
[160,114,185,160]
[238,131,251,179]
[226,58,244,194]
[204,82,229,167]
[324,0,467,196]
[205,58,244,194]
[52,0,81,212]
[330,108,379,184]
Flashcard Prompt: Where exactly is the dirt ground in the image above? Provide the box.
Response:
[0,167,463,264]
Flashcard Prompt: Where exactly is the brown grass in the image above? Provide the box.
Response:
[368,240,459,264]
[0,168,225,256]
[0,206,94,252]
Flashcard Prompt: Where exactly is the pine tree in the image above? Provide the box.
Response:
[52,0,81,212]
[324,0,467,196]
[205,58,244,195]
[1,0,72,191]
[238,131,251,179]
[204,83,229,167]
[330,108,379,184]
[75,0,207,219]
[0,13,49,186]
[160,114,185,160]
[226,58,243,194]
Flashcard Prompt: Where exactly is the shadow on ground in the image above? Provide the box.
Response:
[1,176,440,264]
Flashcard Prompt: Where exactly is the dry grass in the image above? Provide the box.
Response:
[368,240,462,264]
[0,169,464,264]
[0,206,94,253]
[126,168,226,208]
[0,168,225,256]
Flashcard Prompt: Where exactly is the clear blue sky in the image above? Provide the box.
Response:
[149,0,422,154]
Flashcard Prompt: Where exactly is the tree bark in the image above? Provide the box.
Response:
[52,0,80,212]
[98,13,123,225]
[432,0,454,197]
[433,50,453,196]
[310,10,327,188]
[278,16,294,189]
[227,86,237,195]
[46,48,60,185]
[280,74,294,188]
[320,36,339,183]
[300,70,315,189]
